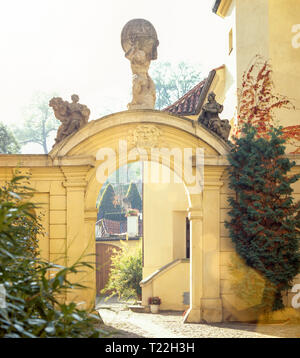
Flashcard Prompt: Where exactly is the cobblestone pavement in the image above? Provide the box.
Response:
[96,298,300,338]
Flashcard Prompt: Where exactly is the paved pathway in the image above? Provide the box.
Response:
[96,297,300,338]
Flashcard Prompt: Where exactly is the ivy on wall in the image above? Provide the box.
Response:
[232,55,300,153]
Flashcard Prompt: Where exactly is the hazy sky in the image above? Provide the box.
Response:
[0,0,225,143]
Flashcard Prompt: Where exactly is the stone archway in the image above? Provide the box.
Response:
[0,109,230,322]
[48,109,230,323]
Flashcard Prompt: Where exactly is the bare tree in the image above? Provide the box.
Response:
[0,122,20,154]
[150,61,202,109]
[14,92,60,154]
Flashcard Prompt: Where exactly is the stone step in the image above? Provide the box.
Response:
[128,305,150,313]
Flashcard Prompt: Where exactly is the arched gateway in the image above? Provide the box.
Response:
[0,109,231,323]
[0,17,247,323]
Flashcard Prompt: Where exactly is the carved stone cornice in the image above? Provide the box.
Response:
[84,208,98,222]
[61,166,91,192]
[187,208,203,221]
[128,124,162,149]
[0,154,96,168]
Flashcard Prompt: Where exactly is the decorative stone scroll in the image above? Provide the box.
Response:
[49,94,90,146]
[121,19,159,110]
[198,92,231,141]
[128,124,162,149]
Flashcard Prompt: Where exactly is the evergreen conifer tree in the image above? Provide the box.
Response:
[226,124,300,311]
[126,182,142,211]
[98,184,122,220]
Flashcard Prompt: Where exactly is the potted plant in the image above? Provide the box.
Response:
[148,296,161,314]
[126,209,139,217]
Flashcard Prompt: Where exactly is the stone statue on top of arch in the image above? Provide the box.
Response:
[198,91,231,141]
[49,94,90,146]
[121,19,159,110]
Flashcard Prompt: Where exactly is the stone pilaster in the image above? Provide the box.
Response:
[183,208,203,323]
[61,166,91,306]
[83,208,98,310]
[200,169,224,322]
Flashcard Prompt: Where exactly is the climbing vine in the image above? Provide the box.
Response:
[233,55,300,153]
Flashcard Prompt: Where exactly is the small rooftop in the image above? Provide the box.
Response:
[162,67,223,116]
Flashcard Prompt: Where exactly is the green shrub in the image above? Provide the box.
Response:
[0,174,107,338]
[125,183,142,211]
[225,125,300,311]
[97,183,125,221]
[101,242,142,300]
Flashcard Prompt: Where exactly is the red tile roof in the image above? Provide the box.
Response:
[163,67,222,116]
[163,80,206,115]
[96,218,143,237]
[105,219,123,234]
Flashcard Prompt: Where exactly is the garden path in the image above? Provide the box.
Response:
[96,297,300,338]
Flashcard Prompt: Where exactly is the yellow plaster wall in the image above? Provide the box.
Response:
[96,239,140,251]
[32,193,50,262]
[219,163,300,321]
[218,0,300,152]
[268,0,300,153]
[143,164,189,277]
[220,0,237,127]
[0,163,67,267]
[235,0,270,87]
[152,261,190,311]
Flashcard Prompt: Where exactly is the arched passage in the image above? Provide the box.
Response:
[48,109,230,322]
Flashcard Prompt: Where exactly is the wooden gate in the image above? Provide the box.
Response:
[95,242,121,295]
